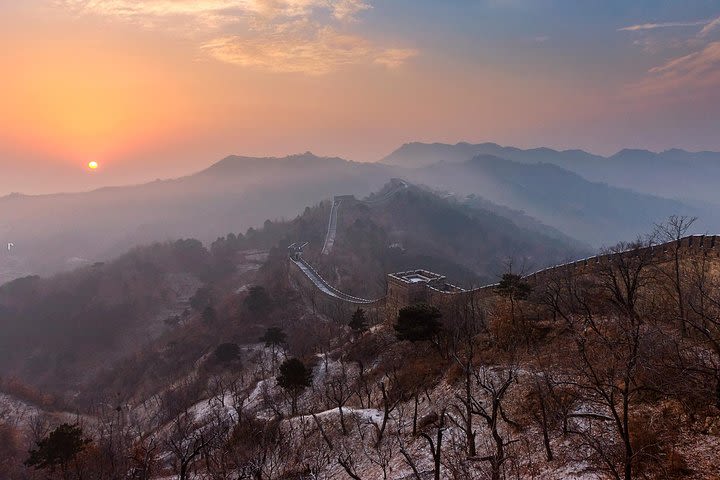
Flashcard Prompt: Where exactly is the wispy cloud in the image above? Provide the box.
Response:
[622,13,720,99]
[619,19,710,32]
[699,16,720,38]
[629,41,720,97]
[59,0,370,23]
[202,24,416,74]
[56,0,414,74]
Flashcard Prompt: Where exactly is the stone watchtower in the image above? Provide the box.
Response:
[385,270,464,322]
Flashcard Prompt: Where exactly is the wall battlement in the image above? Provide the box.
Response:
[291,205,720,324]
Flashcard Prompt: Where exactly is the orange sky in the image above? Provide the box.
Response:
[2,1,720,194]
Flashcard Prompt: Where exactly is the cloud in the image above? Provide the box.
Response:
[622,12,720,99]
[202,25,416,74]
[59,0,372,25]
[56,0,412,74]
[698,16,720,38]
[330,0,372,21]
[58,0,245,29]
[629,41,720,97]
[619,20,710,32]
[373,48,419,68]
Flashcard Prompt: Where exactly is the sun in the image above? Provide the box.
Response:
[88,161,99,170]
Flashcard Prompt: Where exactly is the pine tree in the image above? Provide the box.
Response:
[349,308,369,333]
[25,424,91,477]
[277,358,313,415]
[394,303,443,342]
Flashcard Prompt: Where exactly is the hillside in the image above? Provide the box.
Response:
[0,153,398,284]
[405,155,697,246]
[2,186,719,479]
[304,183,588,299]
[0,182,585,398]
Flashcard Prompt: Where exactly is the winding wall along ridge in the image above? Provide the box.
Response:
[321,199,341,255]
[292,181,720,306]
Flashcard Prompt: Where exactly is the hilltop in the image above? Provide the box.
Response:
[303,182,588,299]
[405,154,697,246]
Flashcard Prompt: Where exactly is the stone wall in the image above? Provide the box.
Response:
[291,235,720,325]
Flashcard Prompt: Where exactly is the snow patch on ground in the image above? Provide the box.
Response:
[0,393,42,428]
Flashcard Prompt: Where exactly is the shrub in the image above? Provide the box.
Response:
[214,343,241,363]
[394,304,443,343]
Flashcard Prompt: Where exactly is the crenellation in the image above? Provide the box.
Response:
[292,218,720,324]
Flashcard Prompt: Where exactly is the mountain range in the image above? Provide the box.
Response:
[2,142,718,284]
[382,141,720,204]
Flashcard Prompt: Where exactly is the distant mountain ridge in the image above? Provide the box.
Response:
[3,144,718,285]
[381,141,720,204]
[0,153,398,283]
[382,141,720,168]
[402,153,701,246]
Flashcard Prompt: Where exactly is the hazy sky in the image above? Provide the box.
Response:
[2,1,720,194]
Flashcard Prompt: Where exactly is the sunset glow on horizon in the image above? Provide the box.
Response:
[2,1,720,195]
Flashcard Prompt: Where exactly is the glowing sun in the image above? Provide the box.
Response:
[88,161,99,170]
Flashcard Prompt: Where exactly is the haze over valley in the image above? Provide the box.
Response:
[3,142,719,284]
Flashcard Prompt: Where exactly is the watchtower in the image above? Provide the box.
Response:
[385,270,464,321]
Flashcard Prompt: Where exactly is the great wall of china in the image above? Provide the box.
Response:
[288,180,720,320]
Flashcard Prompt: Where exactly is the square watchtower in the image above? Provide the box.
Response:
[385,270,447,321]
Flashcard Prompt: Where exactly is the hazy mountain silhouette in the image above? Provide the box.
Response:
[3,145,716,284]
[382,142,720,204]
[404,154,700,246]
[0,153,398,283]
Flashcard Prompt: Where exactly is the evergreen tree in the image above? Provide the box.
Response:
[394,303,443,343]
[244,285,272,316]
[496,273,532,300]
[260,326,287,356]
[277,358,313,415]
[496,273,532,323]
[25,423,91,476]
[349,308,369,333]
[214,342,241,363]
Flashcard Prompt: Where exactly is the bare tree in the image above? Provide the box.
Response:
[375,377,401,447]
[448,292,486,458]
[165,413,220,480]
[597,238,657,320]
[548,262,652,480]
[324,359,354,435]
[421,409,446,480]
[686,254,720,407]
[471,367,518,480]
[654,215,697,336]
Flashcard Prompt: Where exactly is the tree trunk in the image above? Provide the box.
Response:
[434,428,443,480]
[674,251,687,337]
[539,394,553,461]
[339,405,347,435]
[412,393,419,436]
[291,395,298,416]
[622,396,633,480]
[464,367,476,457]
